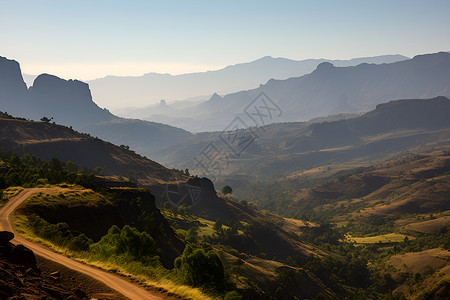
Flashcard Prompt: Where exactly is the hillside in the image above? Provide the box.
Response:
[139,52,450,132]
[286,149,450,222]
[236,147,450,299]
[157,96,450,180]
[16,187,185,268]
[0,147,337,299]
[0,115,181,185]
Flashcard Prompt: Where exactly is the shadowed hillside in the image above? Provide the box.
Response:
[0,115,182,185]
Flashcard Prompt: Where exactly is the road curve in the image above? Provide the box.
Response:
[0,188,163,300]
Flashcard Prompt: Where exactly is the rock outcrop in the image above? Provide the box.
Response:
[0,231,88,299]
[0,56,28,116]
[29,74,115,126]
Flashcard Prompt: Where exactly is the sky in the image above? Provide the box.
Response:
[1,0,449,80]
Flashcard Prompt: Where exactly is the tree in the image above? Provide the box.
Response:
[40,116,53,123]
[90,225,156,262]
[213,219,223,233]
[186,226,199,243]
[184,168,190,176]
[65,161,78,173]
[222,185,232,195]
[174,245,225,291]
[94,166,105,176]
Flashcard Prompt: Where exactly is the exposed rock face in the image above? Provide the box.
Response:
[29,74,115,127]
[0,56,28,116]
[11,244,37,268]
[31,74,94,107]
[0,57,115,128]
[187,176,218,202]
[0,231,14,243]
[0,57,27,97]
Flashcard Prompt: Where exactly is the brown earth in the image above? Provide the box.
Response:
[0,117,185,185]
[289,148,450,221]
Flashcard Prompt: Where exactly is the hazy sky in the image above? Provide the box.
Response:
[1,0,449,80]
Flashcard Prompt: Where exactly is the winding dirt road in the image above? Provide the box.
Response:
[0,188,163,300]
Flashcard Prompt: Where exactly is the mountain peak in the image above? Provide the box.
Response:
[315,61,335,71]
[0,56,27,94]
[209,92,223,102]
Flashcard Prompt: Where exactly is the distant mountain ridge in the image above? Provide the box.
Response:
[156,96,450,179]
[136,52,450,132]
[90,54,409,111]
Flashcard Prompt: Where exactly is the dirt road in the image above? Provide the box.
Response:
[0,188,164,300]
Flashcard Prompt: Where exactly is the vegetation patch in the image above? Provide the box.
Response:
[0,186,24,206]
[346,233,414,244]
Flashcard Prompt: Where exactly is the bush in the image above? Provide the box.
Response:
[90,225,157,264]
[174,245,225,291]
[222,186,232,195]
[28,215,92,251]
[224,291,242,300]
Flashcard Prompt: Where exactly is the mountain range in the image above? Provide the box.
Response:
[87,54,409,111]
[129,52,450,132]
[0,56,193,156]
[1,52,450,160]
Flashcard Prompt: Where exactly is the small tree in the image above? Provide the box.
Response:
[213,218,223,233]
[94,166,104,176]
[40,116,53,123]
[174,245,225,291]
[184,168,190,176]
[222,185,232,195]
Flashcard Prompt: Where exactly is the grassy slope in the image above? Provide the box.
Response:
[0,117,184,185]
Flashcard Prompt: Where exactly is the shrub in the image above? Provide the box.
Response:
[222,186,232,195]
[90,225,157,264]
[174,245,225,291]
[224,291,242,300]
[28,215,93,251]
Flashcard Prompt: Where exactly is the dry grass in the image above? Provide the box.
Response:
[405,215,450,234]
[389,248,450,274]
[346,233,414,244]
[0,186,24,207]
[24,187,111,209]
[284,162,371,180]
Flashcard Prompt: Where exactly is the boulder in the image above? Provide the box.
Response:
[73,288,87,299]
[0,231,14,244]
[11,244,36,268]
